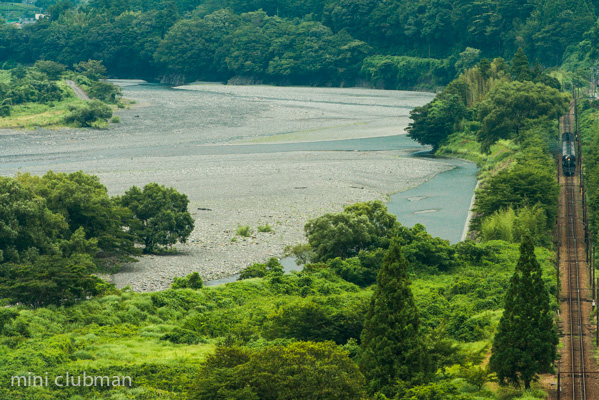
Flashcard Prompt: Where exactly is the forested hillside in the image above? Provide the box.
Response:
[1,0,598,86]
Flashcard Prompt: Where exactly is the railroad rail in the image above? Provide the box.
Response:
[557,105,595,400]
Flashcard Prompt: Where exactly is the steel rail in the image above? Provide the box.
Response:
[564,110,587,399]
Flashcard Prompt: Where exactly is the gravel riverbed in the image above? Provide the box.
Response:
[0,82,446,291]
[106,150,449,291]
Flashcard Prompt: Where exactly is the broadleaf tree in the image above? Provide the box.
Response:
[115,183,194,253]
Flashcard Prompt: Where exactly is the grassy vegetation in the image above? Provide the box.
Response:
[0,69,84,128]
[0,240,556,399]
[436,133,519,181]
[0,2,39,21]
[235,225,252,237]
[0,65,121,129]
[257,224,273,233]
[0,89,86,129]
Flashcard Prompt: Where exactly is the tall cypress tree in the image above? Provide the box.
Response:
[510,47,532,81]
[359,237,429,395]
[489,235,558,389]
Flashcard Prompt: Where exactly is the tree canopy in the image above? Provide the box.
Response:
[190,342,367,400]
[0,0,595,84]
[477,81,569,152]
[115,182,194,253]
[304,200,396,262]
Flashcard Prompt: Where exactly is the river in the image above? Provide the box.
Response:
[0,82,477,290]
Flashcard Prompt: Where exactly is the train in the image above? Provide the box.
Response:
[562,132,576,176]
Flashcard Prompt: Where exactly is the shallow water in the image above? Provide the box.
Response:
[387,156,477,244]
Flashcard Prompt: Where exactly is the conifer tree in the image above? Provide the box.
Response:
[510,47,532,81]
[489,235,558,389]
[359,237,429,395]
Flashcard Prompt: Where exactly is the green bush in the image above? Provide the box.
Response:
[33,60,66,81]
[150,289,202,310]
[472,163,558,232]
[160,327,204,344]
[238,258,282,280]
[171,272,203,290]
[236,225,252,237]
[325,252,382,287]
[0,104,10,116]
[0,254,108,307]
[305,200,397,262]
[88,80,122,104]
[480,205,548,245]
[257,224,273,233]
[62,99,113,128]
[262,298,366,344]
[190,342,366,400]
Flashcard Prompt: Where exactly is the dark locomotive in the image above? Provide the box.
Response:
[562,132,576,176]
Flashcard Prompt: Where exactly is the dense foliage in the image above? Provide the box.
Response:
[408,50,568,152]
[115,183,195,254]
[579,100,599,249]
[0,172,194,306]
[304,200,395,262]
[0,0,597,85]
[189,342,367,400]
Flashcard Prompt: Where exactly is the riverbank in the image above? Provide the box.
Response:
[1,82,463,291]
[108,149,450,291]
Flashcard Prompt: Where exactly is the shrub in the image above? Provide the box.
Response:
[111,115,121,123]
[0,254,109,307]
[257,224,273,233]
[171,272,203,290]
[33,60,66,81]
[190,342,366,400]
[238,258,282,280]
[326,256,378,287]
[305,201,397,262]
[471,163,558,232]
[88,80,122,104]
[480,205,549,246]
[160,327,204,344]
[236,225,252,237]
[62,100,112,128]
[262,299,365,344]
[0,308,19,334]
[0,104,10,117]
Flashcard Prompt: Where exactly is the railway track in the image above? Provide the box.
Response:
[557,109,596,400]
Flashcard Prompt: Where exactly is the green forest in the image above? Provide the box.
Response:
[0,0,598,86]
